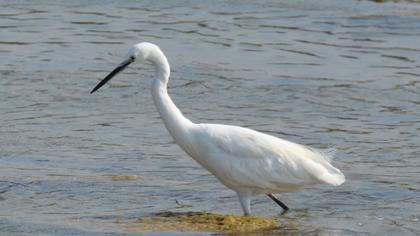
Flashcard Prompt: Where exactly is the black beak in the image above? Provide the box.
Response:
[90,59,132,94]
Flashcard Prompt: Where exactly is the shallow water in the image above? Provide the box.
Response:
[1,0,419,235]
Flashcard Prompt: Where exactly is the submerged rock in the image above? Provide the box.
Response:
[128,211,278,233]
[109,175,139,181]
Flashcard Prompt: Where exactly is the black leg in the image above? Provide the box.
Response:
[267,193,289,211]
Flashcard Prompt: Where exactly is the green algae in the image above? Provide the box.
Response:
[127,211,278,233]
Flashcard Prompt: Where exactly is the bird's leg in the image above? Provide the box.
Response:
[267,193,289,212]
[237,192,251,216]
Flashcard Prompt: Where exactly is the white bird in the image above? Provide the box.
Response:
[91,42,345,215]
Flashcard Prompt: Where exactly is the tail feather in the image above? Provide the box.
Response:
[318,166,345,186]
[307,146,337,162]
[301,147,345,186]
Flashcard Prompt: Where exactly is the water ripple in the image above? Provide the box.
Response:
[1,1,420,235]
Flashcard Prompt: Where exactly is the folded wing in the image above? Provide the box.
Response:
[192,124,345,192]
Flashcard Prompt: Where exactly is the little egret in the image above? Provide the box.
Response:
[91,42,345,215]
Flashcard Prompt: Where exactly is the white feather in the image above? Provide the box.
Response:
[93,42,346,215]
[184,124,345,193]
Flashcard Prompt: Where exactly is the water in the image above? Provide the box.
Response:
[1,0,419,235]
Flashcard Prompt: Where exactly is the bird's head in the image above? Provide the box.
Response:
[126,42,158,62]
[90,42,161,94]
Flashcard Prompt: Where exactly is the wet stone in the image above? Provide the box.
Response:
[128,211,278,233]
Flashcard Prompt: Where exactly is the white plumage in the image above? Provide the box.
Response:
[91,42,345,215]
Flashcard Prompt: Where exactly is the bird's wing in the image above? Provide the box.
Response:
[191,124,345,192]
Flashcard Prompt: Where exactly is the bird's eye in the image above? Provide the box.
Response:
[129,56,135,61]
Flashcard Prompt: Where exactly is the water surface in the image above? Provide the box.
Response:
[1,0,419,235]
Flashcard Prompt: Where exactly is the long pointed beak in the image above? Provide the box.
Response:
[90,59,132,94]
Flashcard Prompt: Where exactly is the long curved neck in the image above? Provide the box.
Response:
[149,50,194,145]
